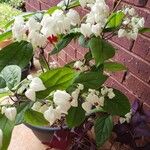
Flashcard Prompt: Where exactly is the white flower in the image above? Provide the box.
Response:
[1,106,7,114]
[26,17,41,32]
[49,61,58,69]
[0,129,3,149]
[53,90,71,106]
[32,102,42,111]
[137,18,145,28]
[25,89,36,101]
[82,101,92,113]
[39,104,49,113]
[71,89,80,107]
[91,23,102,37]
[12,16,27,41]
[101,86,108,95]
[74,61,89,71]
[4,107,17,121]
[78,84,84,90]
[118,29,127,38]
[80,23,92,37]
[29,77,46,92]
[66,9,80,26]
[56,103,71,115]
[44,106,61,125]
[28,30,47,48]
[119,111,132,124]
[128,8,136,16]
[27,75,33,80]
[107,91,115,99]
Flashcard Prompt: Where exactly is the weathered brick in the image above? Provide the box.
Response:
[123,0,148,7]
[25,0,40,11]
[123,73,150,105]
[132,35,150,62]
[110,41,150,84]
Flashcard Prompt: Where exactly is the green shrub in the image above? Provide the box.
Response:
[0,3,21,29]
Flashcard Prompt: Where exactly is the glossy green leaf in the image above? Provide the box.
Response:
[50,32,80,55]
[37,67,78,98]
[1,65,21,90]
[89,37,115,66]
[94,115,113,147]
[104,62,127,72]
[106,11,125,28]
[0,114,15,150]
[0,76,6,88]
[74,72,108,89]
[24,109,49,126]
[66,104,86,128]
[0,41,33,72]
[0,30,12,42]
[15,101,32,125]
[103,89,131,116]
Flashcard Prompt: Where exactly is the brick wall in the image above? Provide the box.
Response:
[25,0,150,106]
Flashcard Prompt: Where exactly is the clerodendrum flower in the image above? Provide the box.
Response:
[4,107,17,121]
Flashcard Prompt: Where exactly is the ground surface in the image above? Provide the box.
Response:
[9,124,48,150]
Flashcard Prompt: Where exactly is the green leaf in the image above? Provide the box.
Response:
[89,37,115,66]
[0,41,33,72]
[0,114,15,150]
[106,11,125,28]
[139,27,150,33]
[1,65,21,90]
[0,92,10,99]
[50,32,80,55]
[66,104,86,128]
[103,89,131,116]
[78,35,89,48]
[0,30,12,42]
[37,67,78,98]
[46,6,61,14]
[74,72,108,89]
[0,76,6,88]
[94,115,113,147]
[15,101,33,125]
[24,109,49,126]
[104,62,127,72]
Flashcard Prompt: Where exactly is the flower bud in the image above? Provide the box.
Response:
[4,107,17,121]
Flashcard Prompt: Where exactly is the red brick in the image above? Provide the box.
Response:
[123,0,148,7]
[146,0,150,9]
[111,36,134,51]
[110,41,150,84]
[123,73,150,104]
[132,35,150,62]
[25,0,40,11]
[105,77,137,103]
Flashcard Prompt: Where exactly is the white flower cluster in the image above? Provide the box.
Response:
[44,84,84,125]
[80,0,109,37]
[119,111,132,124]
[73,60,89,72]
[25,75,46,101]
[118,7,145,40]
[12,9,80,48]
[32,101,49,113]
[1,106,17,121]
[49,61,58,69]
[82,87,115,113]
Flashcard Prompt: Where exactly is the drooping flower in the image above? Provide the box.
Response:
[29,77,46,92]
[4,107,17,121]
[25,89,36,101]
[80,23,92,37]
[74,60,89,71]
[53,90,71,106]
[119,111,132,124]
[66,9,80,26]
[44,106,61,125]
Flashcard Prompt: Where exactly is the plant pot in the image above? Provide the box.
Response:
[25,123,68,142]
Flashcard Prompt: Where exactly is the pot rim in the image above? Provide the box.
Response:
[25,123,68,132]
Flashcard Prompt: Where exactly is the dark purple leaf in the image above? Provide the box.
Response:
[132,99,140,114]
